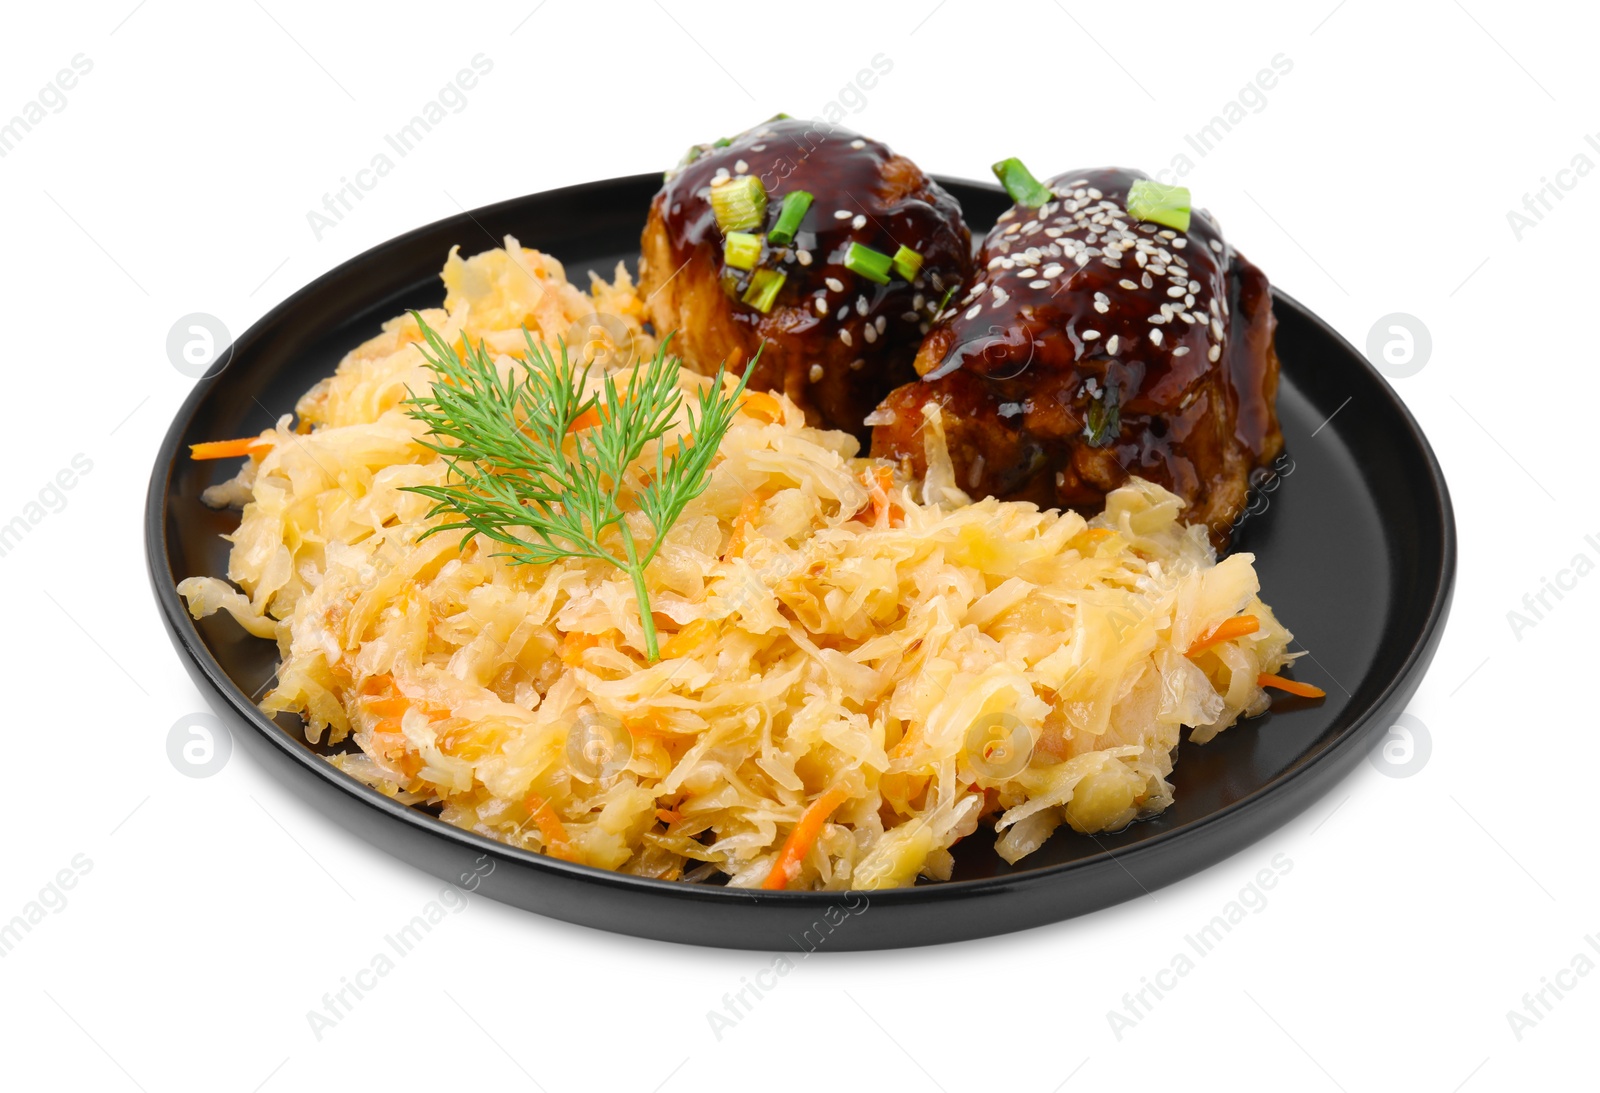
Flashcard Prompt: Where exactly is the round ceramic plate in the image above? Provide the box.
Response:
[146,175,1455,950]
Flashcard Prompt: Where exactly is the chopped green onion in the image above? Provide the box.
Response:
[723,232,762,270]
[1125,179,1191,232]
[891,245,923,282]
[742,268,786,313]
[843,242,893,284]
[991,157,1053,207]
[934,284,957,317]
[766,112,791,122]
[1084,384,1121,447]
[682,145,701,166]
[712,136,733,148]
[767,190,814,246]
[710,175,767,233]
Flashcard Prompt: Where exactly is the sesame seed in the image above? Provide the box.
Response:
[809,364,823,382]
[1208,344,1221,361]
[815,299,828,315]
[912,294,925,309]
[1106,335,1120,354]
[1172,346,1190,356]
[850,357,865,370]
[1173,238,1187,249]
[851,214,867,230]
[991,287,1010,307]
[833,209,852,220]
[1082,329,1101,340]
[1210,239,1224,253]
[797,250,813,266]
[826,277,845,292]
[875,315,886,333]
[965,304,982,320]
[1030,280,1050,289]
[1119,279,1137,291]
[750,143,767,152]
[863,325,877,344]
[837,307,849,321]
[735,159,748,173]
[1150,329,1163,346]
[856,296,869,316]
[1211,319,1224,340]
[1141,272,1154,289]
[840,330,852,346]
[850,139,866,149]
[901,311,919,321]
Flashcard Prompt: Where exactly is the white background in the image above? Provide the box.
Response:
[2,1,1594,1089]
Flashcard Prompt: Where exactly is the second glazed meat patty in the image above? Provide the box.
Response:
[870,166,1282,546]
[640,117,971,440]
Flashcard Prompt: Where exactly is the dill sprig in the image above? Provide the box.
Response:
[401,314,751,661]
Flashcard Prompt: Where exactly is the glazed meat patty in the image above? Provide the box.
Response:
[640,117,971,440]
[870,166,1282,546]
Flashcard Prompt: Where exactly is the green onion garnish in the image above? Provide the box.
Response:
[766,112,791,122]
[1126,179,1191,232]
[892,245,923,282]
[843,242,893,284]
[1085,384,1121,446]
[768,190,814,246]
[713,136,732,148]
[723,231,762,270]
[710,175,767,233]
[934,284,957,316]
[991,157,1053,207]
[741,268,786,313]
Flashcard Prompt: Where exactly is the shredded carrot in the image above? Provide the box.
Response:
[722,492,766,559]
[560,630,605,668]
[189,436,272,460]
[524,793,579,861]
[762,785,852,890]
[661,617,718,660]
[1187,615,1261,656]
[1257,673,1326,699]
[861,465,903,526]
[566,406,603,433]
[738,390,784,423]
[364,695,411,718]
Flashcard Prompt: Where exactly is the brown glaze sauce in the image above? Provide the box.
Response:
[645,118,970,436]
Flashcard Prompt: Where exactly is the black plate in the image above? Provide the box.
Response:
[146,175,1455,950]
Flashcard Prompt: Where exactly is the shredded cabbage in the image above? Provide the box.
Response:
[179,238,1302,889]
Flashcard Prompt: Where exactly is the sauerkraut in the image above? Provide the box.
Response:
[179,237,1305,890]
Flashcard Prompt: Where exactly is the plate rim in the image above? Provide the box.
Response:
[145,173,1457,912]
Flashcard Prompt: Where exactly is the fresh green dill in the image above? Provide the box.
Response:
[401,314,751,661]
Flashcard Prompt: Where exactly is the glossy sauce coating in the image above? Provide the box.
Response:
[870,167,1282,543]
[640,118,971,439]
